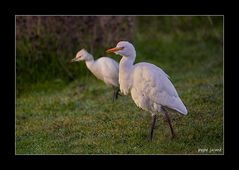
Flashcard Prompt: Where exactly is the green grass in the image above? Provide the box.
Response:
[16,18,223,154]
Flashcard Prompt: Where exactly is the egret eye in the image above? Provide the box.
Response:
[119,46,124,50]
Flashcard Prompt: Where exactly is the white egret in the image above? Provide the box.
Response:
[71,49,120,101]
[106,41,187,140]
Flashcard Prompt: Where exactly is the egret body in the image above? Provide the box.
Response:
[71,49,120,101]
[106,41,187,140]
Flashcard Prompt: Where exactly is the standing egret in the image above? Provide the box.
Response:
[71,49,120,101]
[106,41,187,140]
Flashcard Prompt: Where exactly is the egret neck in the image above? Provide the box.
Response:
[85,58,98,78]
[85,59,94,71]
[119,54,135,95]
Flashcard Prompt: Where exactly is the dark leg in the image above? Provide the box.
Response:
[162,107,176,139]
[115,88,120,100]
[150,114,157,141]
[112,87,120,102]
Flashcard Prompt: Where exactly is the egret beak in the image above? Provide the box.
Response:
[70,58,77,63]
[106,47,124,53]
[70,56,81,63]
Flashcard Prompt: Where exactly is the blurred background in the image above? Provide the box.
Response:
[16,16,222,95]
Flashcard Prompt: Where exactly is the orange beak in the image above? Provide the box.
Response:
[106,47,124,53]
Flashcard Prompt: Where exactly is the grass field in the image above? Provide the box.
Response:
[16,16,223,154]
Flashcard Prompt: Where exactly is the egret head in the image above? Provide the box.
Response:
[71,49,93,62]
[106,41,136,58]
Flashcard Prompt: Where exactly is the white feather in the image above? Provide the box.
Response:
[72,49,119,88]
[109,41,187,115]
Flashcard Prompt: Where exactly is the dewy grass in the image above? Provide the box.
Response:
[16,16,223,154]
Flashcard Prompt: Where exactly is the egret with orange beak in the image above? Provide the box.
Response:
[106,41,188,140]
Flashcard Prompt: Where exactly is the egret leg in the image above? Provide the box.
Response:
[115,88,120,99]
[149,114,157,141]
[112,87,120,102]
[162,107,176,139]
